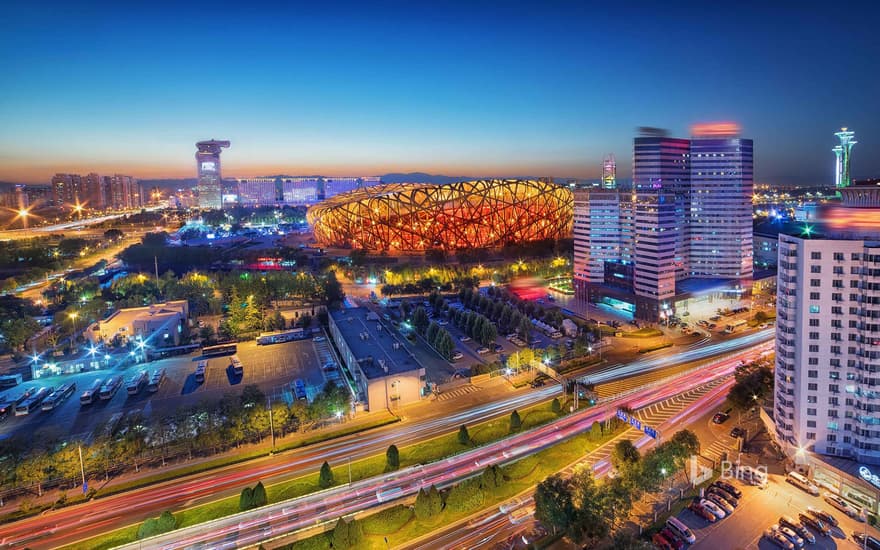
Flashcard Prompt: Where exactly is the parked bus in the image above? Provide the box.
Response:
[126,371,148,395]
[15,387,50,416]
[230,355,244,376]
[99,376,123,400]
[723,319,748,334]
[257,328,305,345]
[201,342,237,357]
[41,382,76,411]
[80,378,103,405]
[194,360,207,383]
[147,369,166,393]
[0,374,23,388]
[0,387,34,420]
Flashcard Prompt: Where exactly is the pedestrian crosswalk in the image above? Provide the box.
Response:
[436,384,483,401]
[702,440,733,463]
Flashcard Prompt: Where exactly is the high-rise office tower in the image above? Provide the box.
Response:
[574,124,753,321]
[833,128,857,189]
[774,182,880,465]
[196,140,230,209]
[689,124,754,279]
[632,133,690,313]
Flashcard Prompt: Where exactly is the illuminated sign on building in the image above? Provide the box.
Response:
[859,466,880,489]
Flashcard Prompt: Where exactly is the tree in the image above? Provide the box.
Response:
[670,429,700,459]
[239,486,254,511]
[509,410,522,433]
[481,465,504,490]
[551,397,562,414]
[412,307,429,334]
[330,517,363,549]
[728,362,773,410]
[252,481,268,507]
[385,444,400,472]
[319,461,334,488]
[16,451,51,496]
[458,425,470,446]
[534,473,575,535]
[414,485,443,521]
[610,439,641,478]
[569,466,610,543]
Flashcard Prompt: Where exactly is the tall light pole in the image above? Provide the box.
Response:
[68,312,79,344]
[267,395,275,450]
[78,444,87,494]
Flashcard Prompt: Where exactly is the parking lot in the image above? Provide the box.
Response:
[680,471,874,549]
[0,338,326,443]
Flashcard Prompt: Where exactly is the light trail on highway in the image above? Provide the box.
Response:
[0,330,773,549]
[111,341,772,550]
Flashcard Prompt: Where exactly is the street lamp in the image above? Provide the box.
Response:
[68,312,79,343]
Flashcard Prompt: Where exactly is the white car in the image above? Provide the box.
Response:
[823,492,861,519]
[700,498,726,519]
[706,493,734,515]
[764,528,795,550]
[452,352,463,360]
[773,524,804,548]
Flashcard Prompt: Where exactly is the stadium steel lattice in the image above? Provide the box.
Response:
[307,179,573,252]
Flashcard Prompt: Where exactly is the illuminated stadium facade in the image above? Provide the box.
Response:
[307,179,573,251]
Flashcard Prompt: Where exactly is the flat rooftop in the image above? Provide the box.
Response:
[331,307,423,379]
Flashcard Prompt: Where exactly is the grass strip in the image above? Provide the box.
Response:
[283,424,629,550]
[65,397,575,549]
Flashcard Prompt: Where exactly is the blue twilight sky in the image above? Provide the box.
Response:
[0,1,878,185]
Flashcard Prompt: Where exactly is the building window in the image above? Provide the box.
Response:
[807,408,817,415]
[811,252,822,260]
[808,383,818,391]
[807,432,816,440]
[811,279,821,287]
[809,318,820,326]
[810,306,820,315]
[811,265,822,274]
[808,370,818,378]
[807,421,817,428]
[834,252,844,261]
[807,396,817,404]
[809,345,819,353]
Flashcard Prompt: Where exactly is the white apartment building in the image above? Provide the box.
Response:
[775,185,880,465]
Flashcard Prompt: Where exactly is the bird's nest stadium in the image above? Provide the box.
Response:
[306,179,573,252]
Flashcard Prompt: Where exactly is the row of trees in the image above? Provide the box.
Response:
[425,321,456,360]
[4,383,350,497]
[728,358,773,410]
[535,429,700,546]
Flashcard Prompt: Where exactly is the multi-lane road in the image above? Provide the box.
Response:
[0,330,773,549]
[113,341,771,550]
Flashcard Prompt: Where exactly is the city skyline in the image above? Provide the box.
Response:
[2,3,879,185]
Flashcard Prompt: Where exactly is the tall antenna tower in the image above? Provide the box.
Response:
[833,128,856,188]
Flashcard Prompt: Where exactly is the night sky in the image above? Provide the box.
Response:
[1,1,878,185]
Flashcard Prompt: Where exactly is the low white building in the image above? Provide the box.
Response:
[87,301,188,348]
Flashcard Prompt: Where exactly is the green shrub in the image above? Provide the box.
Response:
[445,478,484,513]
[361,504,413,535]
[551,398,562,414]
[330,517,363,549]
[319,461,334,489]
[239,486,254,511]
[137,510,178,539]
[509,410,522,433]
[458,425,470,446]
[252,481,268,507]
[386,444,400,472]
[414,485,443,522]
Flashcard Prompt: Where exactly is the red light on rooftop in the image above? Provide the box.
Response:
[691,122,741,137]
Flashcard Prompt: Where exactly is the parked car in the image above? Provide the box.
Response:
[807,506,839,527]
[452,352,463,360]
[780,516,815,545]
[853,533,880,550]
[712,411,730,424]
[493,344,503,352]
[706,493,735,514]
[313,336,326,342]
[764,528,795,550]
[773,523,804,548]
[712,480,742,499]
[460,335,471,342]
[651,532,675,550]
[798,512,831,537]
[700,498,726,519]
[823,493,861,519]
[730,426,744,438]
[658,528,684,550]
[707,486,738,507]
[477,347,490,355]
[688,500,717,522]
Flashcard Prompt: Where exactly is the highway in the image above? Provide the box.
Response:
[114,341,772,550]
[412,374,739,550]
[0,330,772,549]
